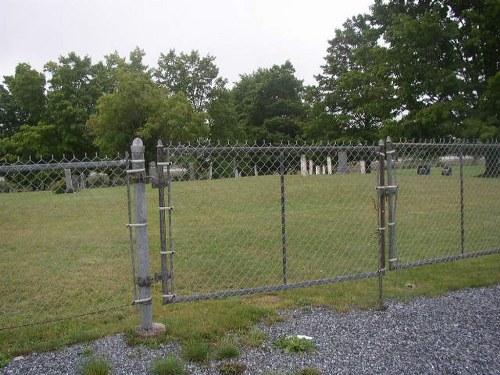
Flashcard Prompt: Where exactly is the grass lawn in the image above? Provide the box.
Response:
[0,166,499,361]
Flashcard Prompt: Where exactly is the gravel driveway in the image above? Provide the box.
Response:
[2,285,499,375]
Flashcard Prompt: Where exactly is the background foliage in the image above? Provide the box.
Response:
[0,0,498,160]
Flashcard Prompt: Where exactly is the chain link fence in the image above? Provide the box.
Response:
[0,155,132,330]
[151,143,384,303]
[388,142,500,269]
[0,141,499,331]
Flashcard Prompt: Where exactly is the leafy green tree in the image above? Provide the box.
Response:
[0,123,57,159]
[317,14,395,142]
[154,49,225,111]
[316,0,499,145]
[1,63,46,133]
[232,61,306,144]
[42,52,109,156]
[89,69,208,158]
[206,86,243,142]
[88,70,163,155]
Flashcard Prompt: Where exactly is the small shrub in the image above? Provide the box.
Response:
[182,340,209,363]
[295,368,321,375]
[151,354,188,375]
[217,361,247,375]
[274,336,316,355]
[80,357,110,375]
[239,329,267,348]
[214,343,240,360]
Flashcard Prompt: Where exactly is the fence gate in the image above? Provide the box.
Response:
[152,142,387,305]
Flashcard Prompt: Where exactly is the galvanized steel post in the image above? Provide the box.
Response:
[377,139,386,309]
[129,138,165,336]
[386,137,397,270]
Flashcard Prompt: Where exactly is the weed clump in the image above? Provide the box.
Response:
[274,336,316,355]
[151,354,188,375]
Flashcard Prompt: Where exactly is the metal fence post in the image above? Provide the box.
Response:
[280,151,288,285]
[129,138,165,337]
[459,149,465,255]
[386,137,397,270]
[377,139,386,309]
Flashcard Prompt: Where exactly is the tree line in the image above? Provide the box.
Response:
[0,0,498,161]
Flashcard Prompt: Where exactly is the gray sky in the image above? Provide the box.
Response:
[1,0,373,86]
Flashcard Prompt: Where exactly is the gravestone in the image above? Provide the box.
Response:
[441,166,452,176]
[327,157,333,174]
[300,155,308,176]
[64,169,74,193]
[360,160,366,174]
[417,165,431,175]
[337,151,348,174]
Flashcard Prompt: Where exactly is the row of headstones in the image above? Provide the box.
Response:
[299,153,372,176]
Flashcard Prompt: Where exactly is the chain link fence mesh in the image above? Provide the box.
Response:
[0,141,498,330]
[390,142,500,268]
[153,144,382,302]
[0,155,133,330]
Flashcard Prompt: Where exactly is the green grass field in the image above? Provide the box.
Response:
[0,166,499,361]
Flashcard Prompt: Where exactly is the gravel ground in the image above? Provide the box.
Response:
[2,285,499,375]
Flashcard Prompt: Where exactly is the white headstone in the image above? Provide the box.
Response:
[327,157,332,174]
[300,155,308,176]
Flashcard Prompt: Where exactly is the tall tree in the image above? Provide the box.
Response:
[317,14,395,141]
[89,69,208,158]
[154,50,225,111]
[1,63,46,132]
[42,52,107,155]
[232,61,306,144]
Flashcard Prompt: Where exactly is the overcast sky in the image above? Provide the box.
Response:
[1,0,373,86]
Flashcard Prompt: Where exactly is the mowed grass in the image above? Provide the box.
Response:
[0,167,499,360]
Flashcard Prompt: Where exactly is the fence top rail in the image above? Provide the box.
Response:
[162,144,378,155]
[0,159,128,173]
[393,142,500,150]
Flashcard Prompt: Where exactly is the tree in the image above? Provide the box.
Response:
[154,50,225,111]
[232,61,306,144]
[89,69,208,158]
[317,14,396,142]
[42,52,109,156]
[316,0,499,144]
[1,63,46,133]
[206,86,243,142]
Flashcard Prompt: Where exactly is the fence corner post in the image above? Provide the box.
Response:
[130,137,165,337]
